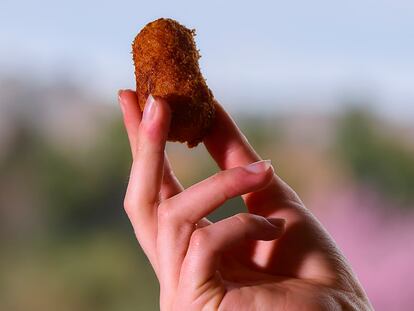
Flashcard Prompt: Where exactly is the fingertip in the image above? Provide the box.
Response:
[266,218,286,231]
[123,89,136,94]
[152,95,171,117]
[139,95,171,144]
[151,95,172,130]
[122,89,139,105]
[118,88,135,100]
[236,160,274,192]
[255,217,285,240]
[244,160,272,174]
[118,89,136,106]
[118,89,126,115]
[118,89,142,159]
[119,90,142,121]
[118,89,124,101]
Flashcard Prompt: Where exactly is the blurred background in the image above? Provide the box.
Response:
[1,0,413,310]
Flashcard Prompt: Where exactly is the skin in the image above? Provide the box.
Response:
[118,89,373,311]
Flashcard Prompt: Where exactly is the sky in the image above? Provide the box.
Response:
[1,0,413,117]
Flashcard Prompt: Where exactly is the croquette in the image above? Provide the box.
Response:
[132,18,215,147]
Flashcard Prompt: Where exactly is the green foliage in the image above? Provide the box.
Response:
[0,116,162,310]
[3,98,414,310]
[33,118,131,233]
[337,108,414,205]
[240,116,282,156]
[0,230,159,311]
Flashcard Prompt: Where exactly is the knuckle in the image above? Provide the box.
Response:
[223,178,240,199]
[210,171,237,201]
[190,228,210,249]
[138,142,164,158]
[209,171,222,184]
[157,201,172,222]
[123,196,135,216]
[157,201,182,225]
[234,213,253,226]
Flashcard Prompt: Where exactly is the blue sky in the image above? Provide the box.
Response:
[1,0,413,117]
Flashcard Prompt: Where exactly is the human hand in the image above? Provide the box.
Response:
[118,90,373,311]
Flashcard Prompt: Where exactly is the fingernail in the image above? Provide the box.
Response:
[266,218,286,229]
[143,94,156,121]
[244,160,272,174]
[118,90,126,115]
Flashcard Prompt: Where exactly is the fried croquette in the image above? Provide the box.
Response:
[132,18,215,147]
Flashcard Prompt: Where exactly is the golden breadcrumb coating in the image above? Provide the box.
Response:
[132,18,215,147]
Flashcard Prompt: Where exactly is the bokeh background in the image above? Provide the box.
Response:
[1,1,414,310]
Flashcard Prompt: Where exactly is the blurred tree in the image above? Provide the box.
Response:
[0,115,160,310]
[33,118,132,234]
[240,116,282,157]
[337,108,414,206]
[0,231,159,311]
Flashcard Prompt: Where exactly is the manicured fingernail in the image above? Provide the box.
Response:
[266,218,286,229]
[118,90,126,114]
[244,160,272,174]
[143,94,156,121]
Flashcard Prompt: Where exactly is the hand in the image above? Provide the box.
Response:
[118,90,373,311]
